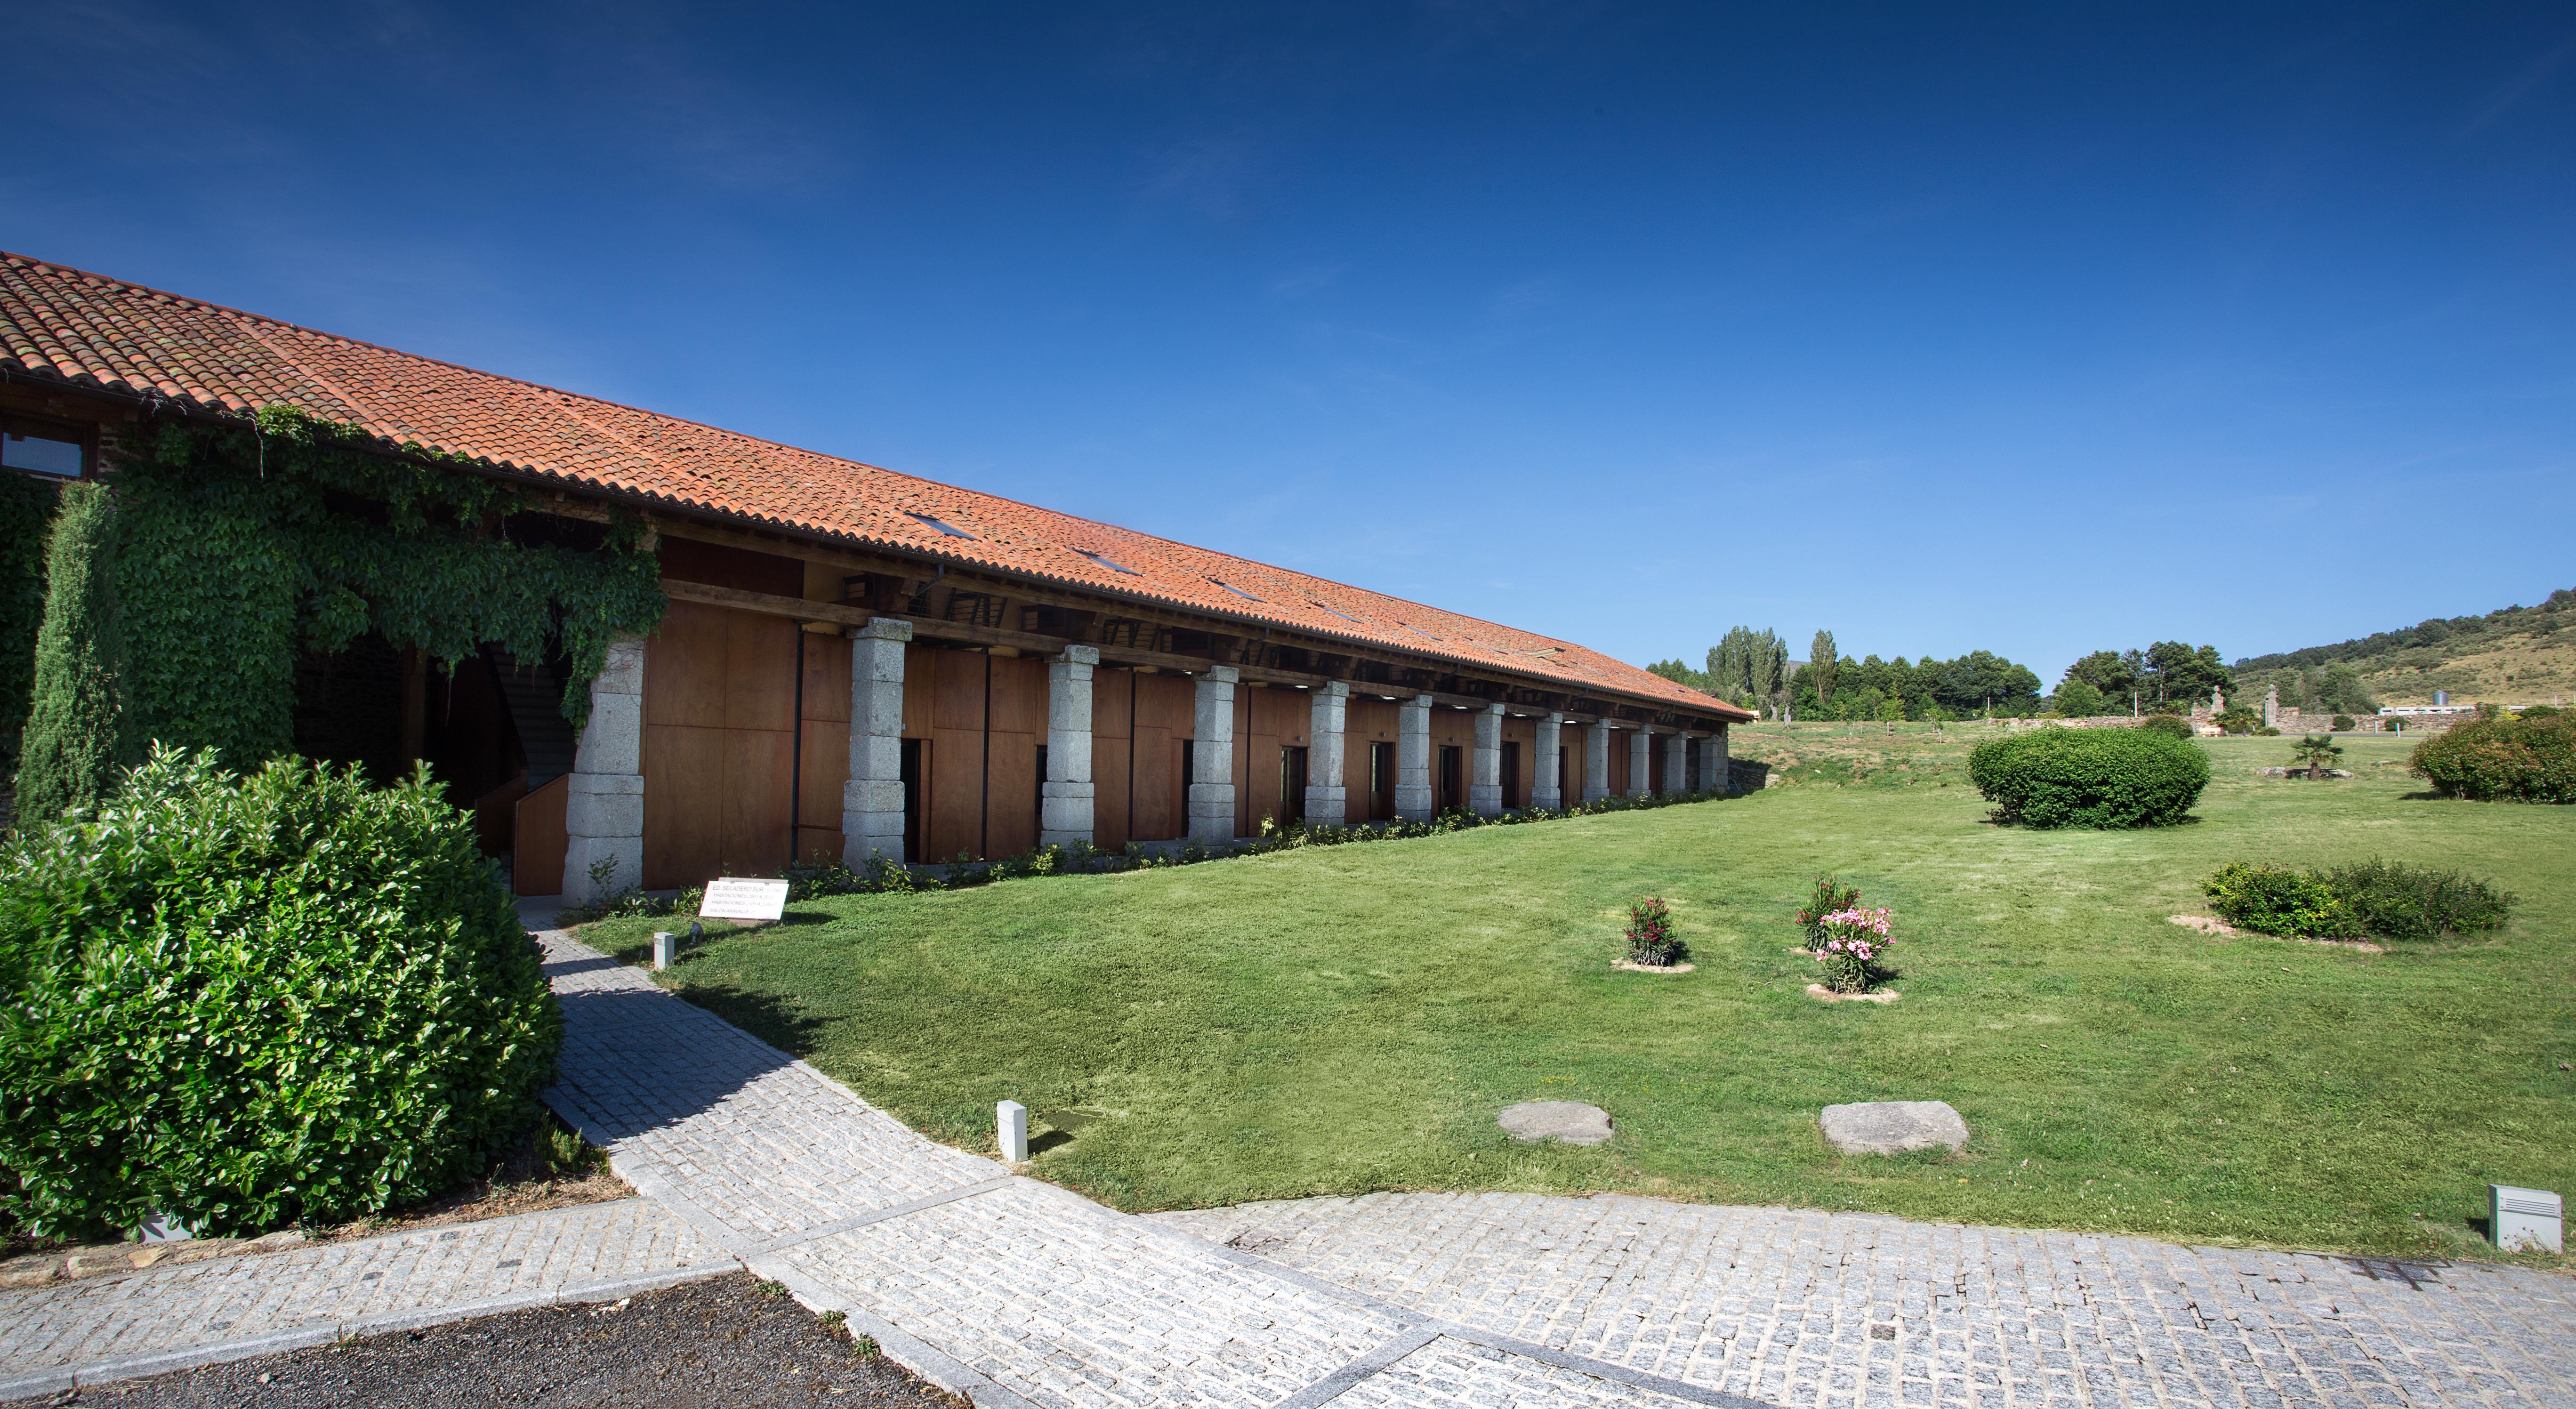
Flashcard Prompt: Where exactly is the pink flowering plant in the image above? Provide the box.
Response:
[1624,896,1687,966]
[1815,906,1892,993]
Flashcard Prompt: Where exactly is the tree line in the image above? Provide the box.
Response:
[1650,628,2044,721]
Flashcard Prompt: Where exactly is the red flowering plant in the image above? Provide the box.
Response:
[1624,896,1687,966]
[1795,874,1861,948]
[1814,906,1892,993]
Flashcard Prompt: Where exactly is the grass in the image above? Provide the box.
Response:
[578,725,2575,1265]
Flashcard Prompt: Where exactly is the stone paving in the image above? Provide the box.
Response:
[1154,1192,2576,1409]
[0,1197,724,1401]
[11,921,2571,1409]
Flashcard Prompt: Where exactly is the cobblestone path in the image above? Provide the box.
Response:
[0,1198,724,1401]
[1154,1192,2576,1409]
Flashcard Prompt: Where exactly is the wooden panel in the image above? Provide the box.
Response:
[1129,673,1192,843]
[644,723,726,888]
[1502,715,1536,809]
[987,731,1038,857]
[1231,686,1255,837]
[1343,697,1397,803]
[989,654,1047,737]
[645,600,729,729]
[798,631,850,849]
[927,649,988,862]
[726,613,798,733]
[1609,732,1632,792]
[802,632,852,725]
[724,728,796,871]
[657,537,805,596]
[902,644,934,736]
[1093,667,1135,851]
[513,773,567,896]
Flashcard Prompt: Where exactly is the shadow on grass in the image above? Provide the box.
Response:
[673,980,831,1059]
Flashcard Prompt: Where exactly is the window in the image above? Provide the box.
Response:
[1075,548,1141,576]
[1208,577,1262,603]
[902,510,977,539]
[1,416,89,479]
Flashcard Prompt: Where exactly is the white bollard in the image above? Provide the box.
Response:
[997,1100,1029,1163]
[651,932,677,971]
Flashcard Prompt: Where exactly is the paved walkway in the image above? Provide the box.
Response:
[1157,1194,2576,1409]
[9,926,2571,1409]
[0,1197,723,1401]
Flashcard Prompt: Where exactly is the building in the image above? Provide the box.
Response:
[1,253,1751,902]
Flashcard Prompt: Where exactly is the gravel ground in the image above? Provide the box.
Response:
[39,1273,960,1408]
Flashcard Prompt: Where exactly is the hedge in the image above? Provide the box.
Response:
[2409,713,2576,803]
[1967,726,2210,829]
[0,748,561,1239]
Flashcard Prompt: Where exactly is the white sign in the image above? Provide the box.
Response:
[700,877,790,922]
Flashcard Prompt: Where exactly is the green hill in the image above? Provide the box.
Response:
[2234,588,2576,710]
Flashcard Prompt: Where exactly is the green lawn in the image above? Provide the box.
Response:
[578,726,2576,1264]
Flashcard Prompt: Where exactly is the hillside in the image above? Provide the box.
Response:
[2233,588,2576,709]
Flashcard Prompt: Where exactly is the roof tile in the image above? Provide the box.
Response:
[0,252,1743,719]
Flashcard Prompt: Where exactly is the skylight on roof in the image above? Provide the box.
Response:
[904,510,976,539]
[1310,601,1361,624]
[1075,548,1141,576]
[1208,578,1262,603]
[1399,623,1442,642]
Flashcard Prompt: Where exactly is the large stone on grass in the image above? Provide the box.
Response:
[1499,1101,1613,1146]
[1819,1101,1968,1156]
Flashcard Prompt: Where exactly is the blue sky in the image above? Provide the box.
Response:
[8,3,2571,684]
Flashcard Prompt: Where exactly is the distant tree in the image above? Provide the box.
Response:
[2316,662,2377,715]
[1705,626,1789,703]
[2063,650,2138,701]
[2055,678,2105,718]
[1809,629,1838,702]
[1876,695,1904,732]
[1647,658,1711,692]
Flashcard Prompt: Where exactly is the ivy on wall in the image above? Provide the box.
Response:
[74,405,664,773]
[0,473,60,775]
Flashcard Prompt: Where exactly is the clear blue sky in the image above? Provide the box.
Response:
[9,3,2571,685]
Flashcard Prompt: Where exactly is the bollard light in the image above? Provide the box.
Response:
[652,931,677,972]
[997,1100,1029,1163]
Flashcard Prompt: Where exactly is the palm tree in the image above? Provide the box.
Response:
[2291,733,2342,777]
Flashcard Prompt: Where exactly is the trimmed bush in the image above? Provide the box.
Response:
[2204,862,2353,938]
[2315,860,2512,941]
[0,748,561,1240]
[2204,859,2512,941]
[2330,715,2357,731]
[2139,714,2193,740]
[2409,713,2576,803]
[1968,727,2210,829]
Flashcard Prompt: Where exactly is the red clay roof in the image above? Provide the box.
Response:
[1,252,1744,720]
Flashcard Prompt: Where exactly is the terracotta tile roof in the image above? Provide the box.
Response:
[1,252,1745,720]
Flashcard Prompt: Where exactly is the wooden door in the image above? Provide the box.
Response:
[642,599,797,889]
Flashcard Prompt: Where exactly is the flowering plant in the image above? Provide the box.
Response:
[1624,896,1687,966]
[1795,875,1860,946]
[1815,906,1892,993]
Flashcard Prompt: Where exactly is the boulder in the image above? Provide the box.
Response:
[1819,1100,1968,1156]
[1498,1101,1614,1146]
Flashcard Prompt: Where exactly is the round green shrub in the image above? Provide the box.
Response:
[2409,713,2576,803]
[2330,715,2357,731]
[1968,726,2211,829]
[2139,714,2193,740]
[2203,862,2353,938]
[0,748,561,1239]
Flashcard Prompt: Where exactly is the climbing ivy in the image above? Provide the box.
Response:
[101,405,664,766]
[0,472,59,776]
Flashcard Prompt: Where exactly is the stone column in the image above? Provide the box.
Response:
[563,636,647,906]
[1709,725,1732,794]
[1663,729,1690,795]
[841,618,912,865]
[2262,684,2278,730]
[1469,703,1504,815]
[1188,667,1239,842]
[1304,682,1350,824]
[1394,694,1433,820]
[1041,644,1098,849]
[1629,727,1654,797]
[1582,722,1610,803]
[1530,712,1564,809]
